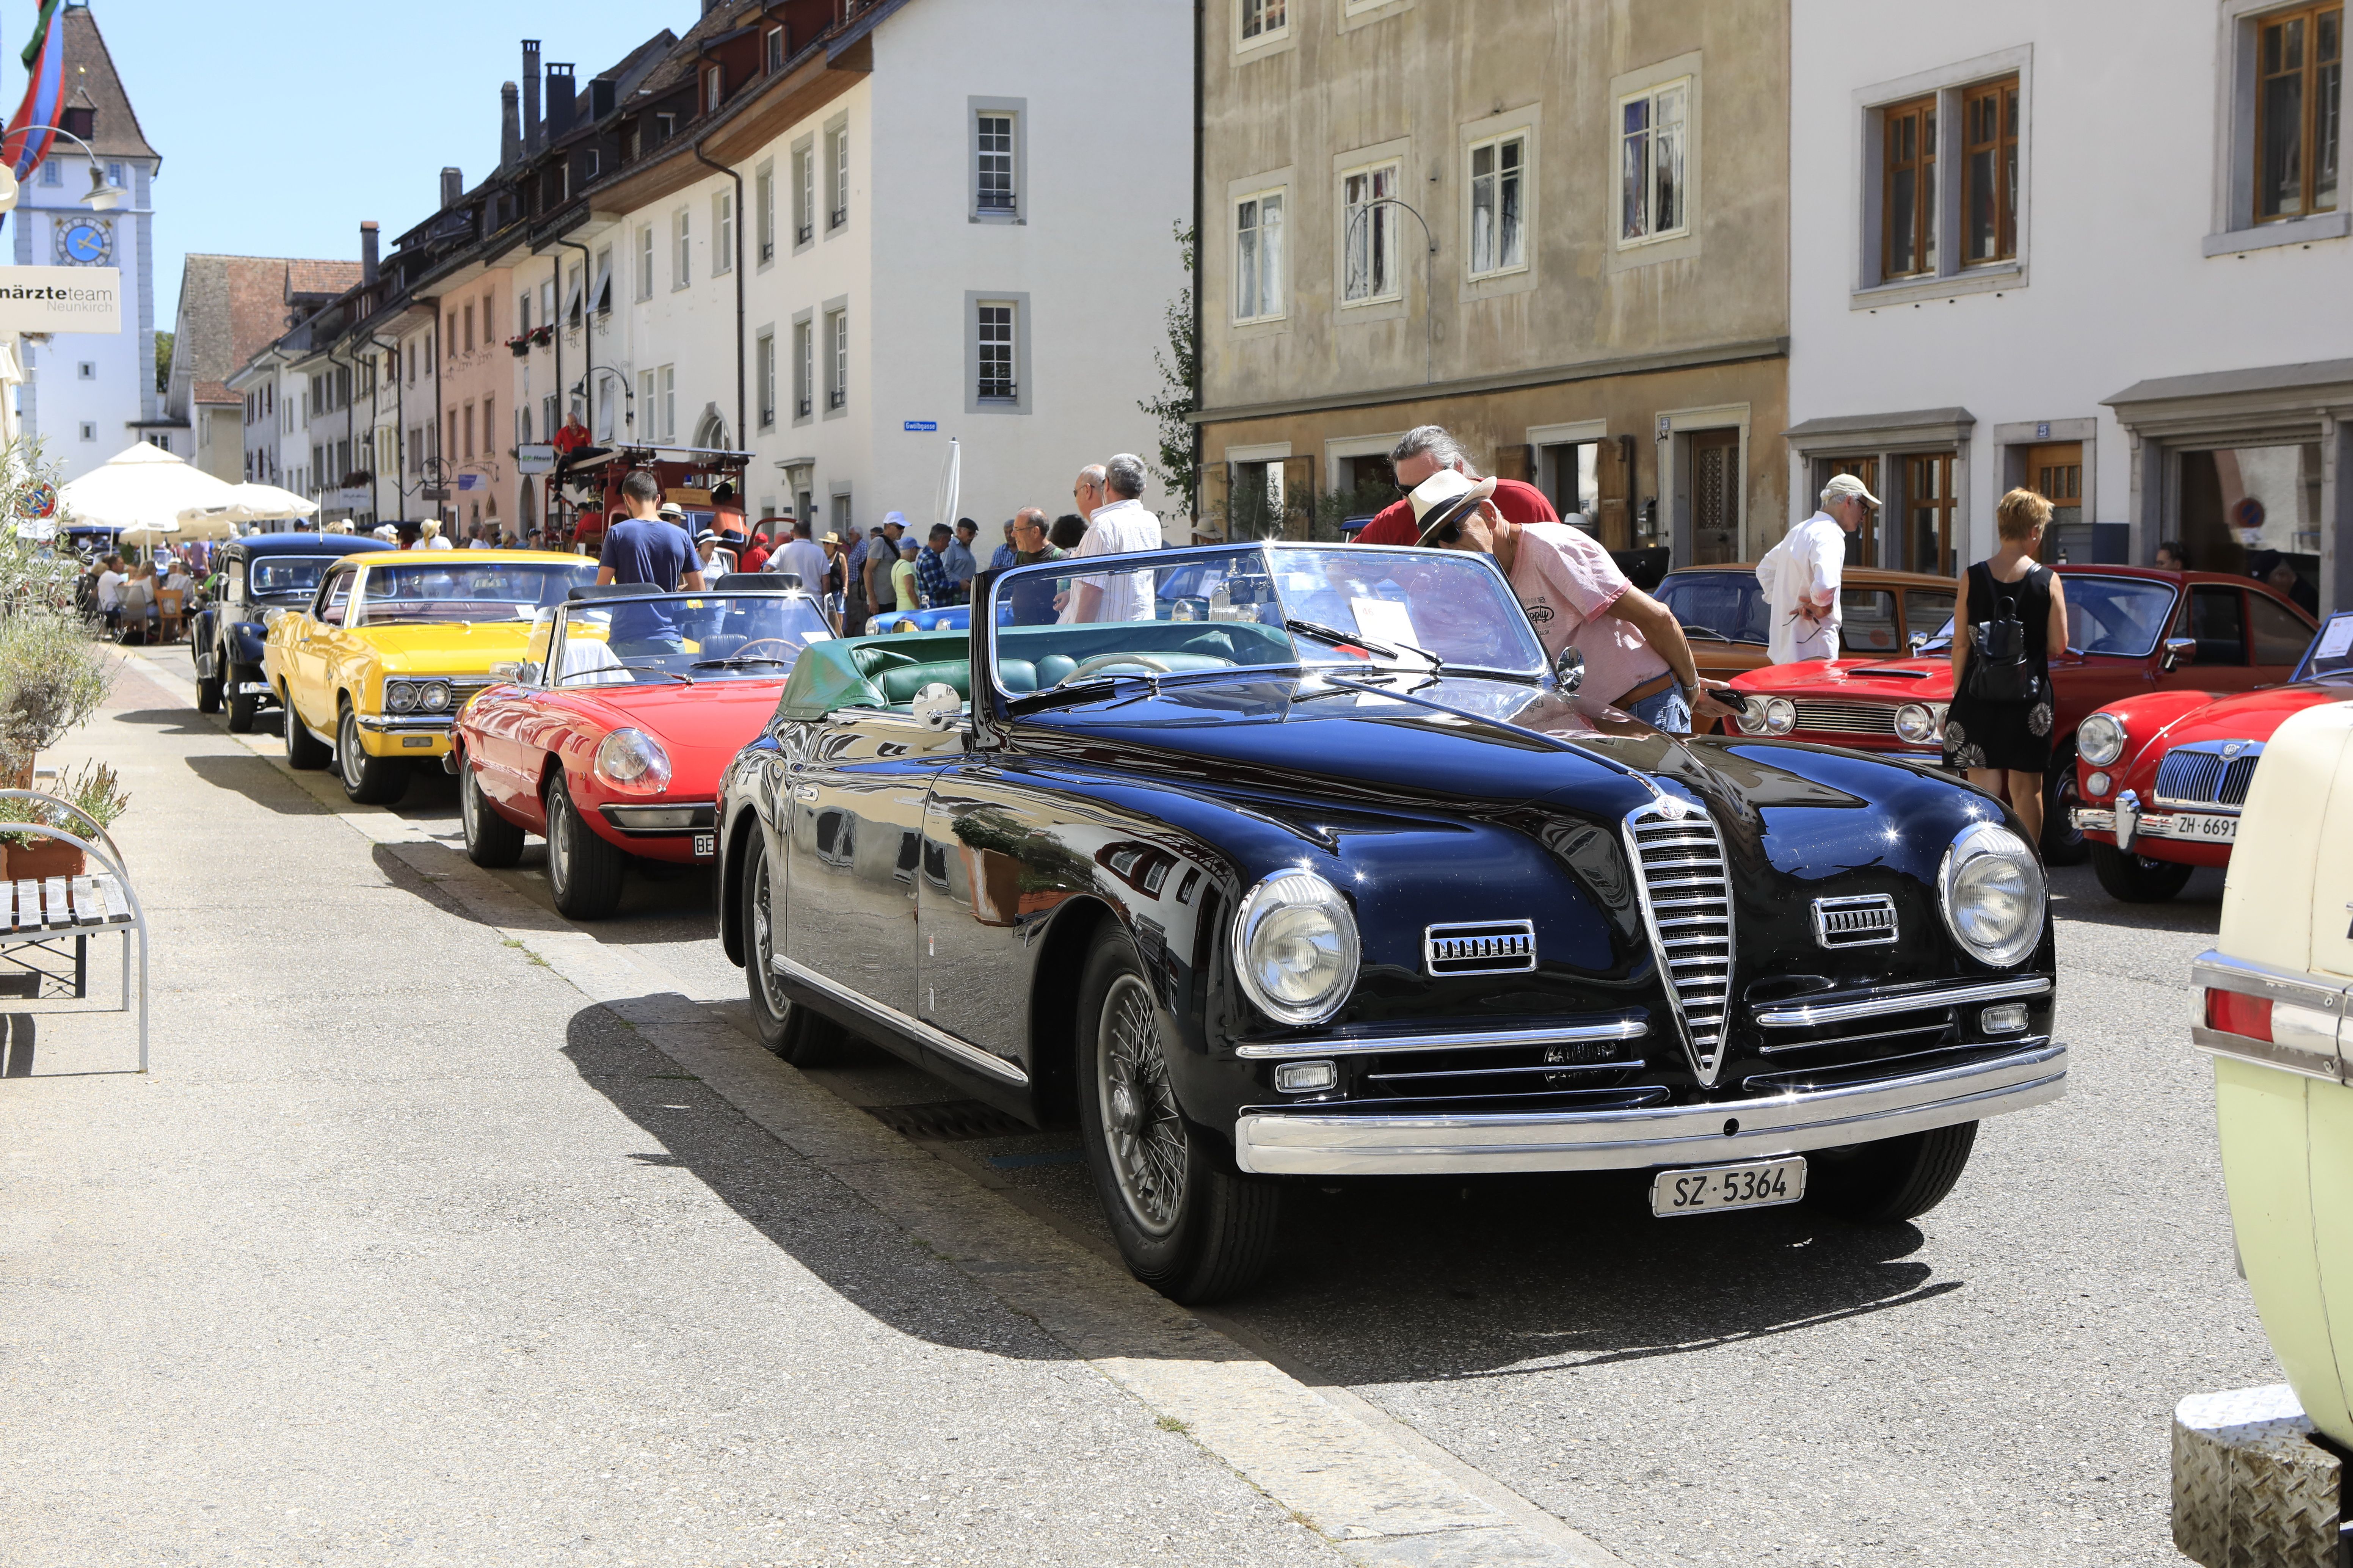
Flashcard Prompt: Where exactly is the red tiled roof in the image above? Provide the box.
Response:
[285,259,363,299]
[192,380,238,405]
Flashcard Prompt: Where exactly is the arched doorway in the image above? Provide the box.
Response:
[693,405,730,451]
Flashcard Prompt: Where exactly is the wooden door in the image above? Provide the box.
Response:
[1690,430,1740,565]
[1595,436,1633,550]
[2024,441,2082,562]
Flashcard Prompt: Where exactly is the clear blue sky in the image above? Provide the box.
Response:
[7,1,681,328]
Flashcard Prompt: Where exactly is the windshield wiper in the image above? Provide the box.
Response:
[1285,618,1446,673]
[557,664,692,685]
[689,655,789,670]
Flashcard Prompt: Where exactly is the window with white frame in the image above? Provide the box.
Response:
[1234,188,1285,321]
[977,111,1016,213]
[756,161,775,262]
[638,370,653,437]
[827,124,849,229]
[765,25,784,73]
[658,365,676,441]
[541,278,556,324]
[1238,0,1288,46]
[704,66,723,114]
[793,142,814,245]
[1619,77,1691,244]
[976,301,1016,401]
[825,309,847,408]
[714,190,734,274]
[673,209,691,288]
[1341,162,1400,303]
[637,226,654,299]
[756,330,776,428]
[518,289,532,332]
[1468,133,1528,276]
[793,318,813,419]
[591,245,612,313]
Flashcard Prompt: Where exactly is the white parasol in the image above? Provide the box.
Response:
[223,481,318,521]
[116,518,182,547]
[58,441,237,532]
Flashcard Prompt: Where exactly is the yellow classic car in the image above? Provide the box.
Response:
[263,549,598,804]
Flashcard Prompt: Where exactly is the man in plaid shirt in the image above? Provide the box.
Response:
[916,523,960,607]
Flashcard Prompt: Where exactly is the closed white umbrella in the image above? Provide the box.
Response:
[224,481,318,521]
[58,441,237,531]
[170,505,242,541]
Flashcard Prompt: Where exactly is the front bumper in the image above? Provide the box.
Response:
[2072,797,2238,853]
[353,713,453,756]
[1233,1038,2066,1176]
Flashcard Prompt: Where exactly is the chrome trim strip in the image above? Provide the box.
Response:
[1811,894,1899,950]
[2191,1023,2343,1083]
[1753,975,2051,1029]
[2193,950,2351,1018]
[602,802,718,832]
[1234,1016,1648,1061]
[355,714,455,733]
[1624,799,1734,1089]
[773,954,1030,1087]
[1234,1041,2068,1176]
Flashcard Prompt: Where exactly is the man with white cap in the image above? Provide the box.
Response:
[1756,473,1875,664]
[1411,469,1732,734]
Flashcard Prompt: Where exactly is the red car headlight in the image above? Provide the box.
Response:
[593,728,672,794]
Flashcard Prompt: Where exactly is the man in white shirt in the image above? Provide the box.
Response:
[1064,454,1163,623]
[1757,472,1875,663]
[772,519,829,588]
[95,557,126,618]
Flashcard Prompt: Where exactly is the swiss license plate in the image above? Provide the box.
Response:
[400,735,435,749]
[2175,812,2238,842]
[1651,1156,1807,1217]
[693,832,715,858]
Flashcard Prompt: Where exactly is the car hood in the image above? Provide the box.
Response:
[1729,655,1952,699]
[543,679,787,791]
[2137,681,2353,754]
[359,621,541,674]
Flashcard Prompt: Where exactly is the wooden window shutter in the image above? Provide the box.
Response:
[1595,435,1636,550]
[1491,444,1534,485]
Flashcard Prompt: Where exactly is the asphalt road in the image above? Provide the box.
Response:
[5,647,2276,1566]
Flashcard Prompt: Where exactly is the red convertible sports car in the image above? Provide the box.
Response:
[453,577,835,917]
[1727,566,2317,860]
[2068,608,2353,901]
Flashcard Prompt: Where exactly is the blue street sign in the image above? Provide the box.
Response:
[904,420,938,432]
[2036,422,2050,440]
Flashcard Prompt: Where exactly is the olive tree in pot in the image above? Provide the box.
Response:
[0,759,130,878]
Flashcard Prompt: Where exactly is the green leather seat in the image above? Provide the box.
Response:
[876,660,972,704]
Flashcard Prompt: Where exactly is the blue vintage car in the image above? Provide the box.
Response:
[716,543,2064,1301]
[192,533,395,731]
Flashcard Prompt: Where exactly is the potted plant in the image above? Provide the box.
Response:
[506,333,532,358]
[0,760,129,878]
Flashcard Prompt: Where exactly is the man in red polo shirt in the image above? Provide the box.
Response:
[1355,424,1558,545]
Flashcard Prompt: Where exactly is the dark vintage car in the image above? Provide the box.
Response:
[713,543,2066,1301]
[191,533,395,732]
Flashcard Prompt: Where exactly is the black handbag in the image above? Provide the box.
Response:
[1967,564,2043,704]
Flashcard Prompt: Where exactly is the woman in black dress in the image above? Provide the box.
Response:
[1944,488,2070,848]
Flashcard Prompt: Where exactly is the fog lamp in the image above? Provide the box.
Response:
[1981,1003,2030,1035]
[2086,771,2111,797]
[1274,1060,1338,1094]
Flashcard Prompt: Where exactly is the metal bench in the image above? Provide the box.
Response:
[0,790,150,1072]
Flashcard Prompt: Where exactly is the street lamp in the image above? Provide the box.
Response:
[0,126,125,216]
[1342,196,1439,385]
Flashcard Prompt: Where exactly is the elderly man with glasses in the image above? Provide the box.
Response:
[1354,424,1559,545]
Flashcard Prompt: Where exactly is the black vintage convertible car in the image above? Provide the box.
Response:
[191,533,394,731]
[714,543,2064,1301]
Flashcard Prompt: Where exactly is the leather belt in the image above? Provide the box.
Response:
[1614,671,1680,708]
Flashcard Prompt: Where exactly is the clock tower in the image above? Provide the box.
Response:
[11,4,160,483]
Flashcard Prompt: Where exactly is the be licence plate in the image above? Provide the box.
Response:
[693,833,715,858]
[2174,812,2238,842]
[1650,1157,1807,1218]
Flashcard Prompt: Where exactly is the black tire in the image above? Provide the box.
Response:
[1808,1121,1978,1224]
[1075,925,1281,1303]
[194,644,222,714]
[2091,840,2194,903]
[2041,746,2089,865]
[739,831,844,1064]
[459,756,526,869]
[545,775,626,919]
[224,664,259,733]
[336,701,409,806]
[282,684,332,770]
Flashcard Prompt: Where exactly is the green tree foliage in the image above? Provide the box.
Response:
[153,330,173,395]
[1137,223,1198,522]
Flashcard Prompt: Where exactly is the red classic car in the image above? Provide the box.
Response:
[1726,567,2318,859]
[2069,608,2353,901]
[453,578,836,918]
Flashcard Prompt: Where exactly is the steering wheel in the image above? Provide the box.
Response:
[1059,652,1174,686]
[729,638,799,662]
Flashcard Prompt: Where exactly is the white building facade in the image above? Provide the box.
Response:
[1788,0,2353,613]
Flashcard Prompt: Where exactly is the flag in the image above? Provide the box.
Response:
[0,0,67,182]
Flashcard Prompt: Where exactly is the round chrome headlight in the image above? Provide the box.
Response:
[1231,870,1360,1027]
[419,681,452,713]
[594,728,673,793]
[1762,696,1796,736]
[1938,822,2046,968]
[2077,710,2127,768]
[1894,702,1938,745]
[384,680,417,714]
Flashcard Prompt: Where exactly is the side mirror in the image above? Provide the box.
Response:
[1553,645,1584,695]
[488,661,523,682]
[2160,636,2197,673]
[1907,631,1930,655]
[910,681,964,731]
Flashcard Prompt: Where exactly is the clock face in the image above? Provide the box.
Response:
[56,220,111,265]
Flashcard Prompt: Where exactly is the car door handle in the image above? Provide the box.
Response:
[791,784,819,804]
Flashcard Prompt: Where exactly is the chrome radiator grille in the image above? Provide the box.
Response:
[1624,798,1734,1087]
[2154,743,2262,809]
[1791,699,1900,737]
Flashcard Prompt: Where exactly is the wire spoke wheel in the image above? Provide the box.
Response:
[1097,972,1188,1237]
[751,856,792,1022]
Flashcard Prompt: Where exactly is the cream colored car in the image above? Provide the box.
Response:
[2197,699,2353,1446]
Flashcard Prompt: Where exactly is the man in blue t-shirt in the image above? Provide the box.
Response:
[597,470,705,652]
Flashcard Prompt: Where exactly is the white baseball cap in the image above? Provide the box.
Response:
[1823,472,1882,508]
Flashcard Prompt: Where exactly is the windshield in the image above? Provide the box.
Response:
[249,556,343,597]
[2298,611,2353,682]
[983,543,1545,699]
[544,593,832,685]
[1918,574,2177,658]
[355,560,596,625]
[1657,572,1767,645]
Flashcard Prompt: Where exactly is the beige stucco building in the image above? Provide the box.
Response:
[1194,0,1789,562]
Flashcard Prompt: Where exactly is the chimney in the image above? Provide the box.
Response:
[500,82,521,170]
[360,221,380,287]
[440,166,463,208]
[521,39,543,152]
[590,76,615,122]
[546,64,576,141]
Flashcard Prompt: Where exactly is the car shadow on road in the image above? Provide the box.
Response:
[2046,861,2224,937]
[185,753,332,815]
[108,707,223,737]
